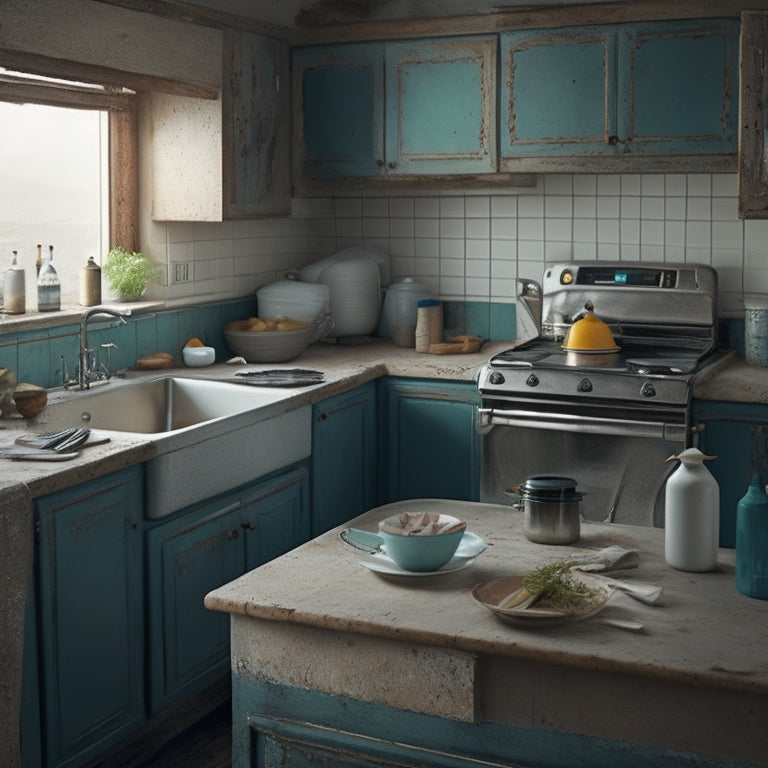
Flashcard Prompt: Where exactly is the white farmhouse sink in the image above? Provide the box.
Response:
[38,375,312,518]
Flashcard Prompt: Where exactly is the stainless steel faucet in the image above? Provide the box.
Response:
[77,307,131,390]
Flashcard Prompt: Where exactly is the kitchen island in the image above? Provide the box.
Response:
[205,500,768,768]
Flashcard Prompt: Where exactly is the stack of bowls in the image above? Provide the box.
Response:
[256,279,332,341]
[300,246,386,338]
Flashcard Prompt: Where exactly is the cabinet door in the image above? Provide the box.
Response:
[618,20,738,155]
[36,467,144,768]
[294,43,385,179]
[223,29,291,218]
[382,379,481,503]
[500,26,618,158]
[311,383,377,536]
[242,467,310,569]
[385,37,497,174]
[692,400,768,549]
[146,496,244,714]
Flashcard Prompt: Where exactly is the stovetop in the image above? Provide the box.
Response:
[489,337,714,376]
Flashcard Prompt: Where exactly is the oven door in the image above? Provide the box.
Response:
[478,399,690,526]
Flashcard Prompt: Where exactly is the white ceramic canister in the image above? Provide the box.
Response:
[4,251,26,314]
[383,278,434,347]
[664,448,720,572]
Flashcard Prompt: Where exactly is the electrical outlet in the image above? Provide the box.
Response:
[173,262,190,283]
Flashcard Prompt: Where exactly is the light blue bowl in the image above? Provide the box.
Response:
[377,514,465,572]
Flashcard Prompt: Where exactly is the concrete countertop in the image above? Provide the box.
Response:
[0,338,512,499]
[206,500,768,765]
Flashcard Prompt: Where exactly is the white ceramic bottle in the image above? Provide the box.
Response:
[664,448,720,572]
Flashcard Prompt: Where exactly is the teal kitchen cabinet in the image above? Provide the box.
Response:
[293,43,384,179]
[294,36,496,181]
[311,383,377,536]
[35,466,144,768]
[692,400,768,548]
[146,466,309,714]
[381,378,481,503]
[500,19,738,165]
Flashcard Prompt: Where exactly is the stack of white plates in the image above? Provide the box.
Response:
[300,246,386,338]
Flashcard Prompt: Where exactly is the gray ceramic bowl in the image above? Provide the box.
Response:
[223,323,315,363]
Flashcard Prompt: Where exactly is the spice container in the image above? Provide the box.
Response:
[664,448,720,572]
[383,278,433,347]
[415,299,443,352]
[79,256,102,306]
[736,474,768,599]
[3,251,26,314]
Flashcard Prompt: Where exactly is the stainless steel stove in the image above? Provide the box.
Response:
[477,262,723,527]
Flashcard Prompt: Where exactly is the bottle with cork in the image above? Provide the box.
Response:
[3,251,26,314]
[37,244,61,312]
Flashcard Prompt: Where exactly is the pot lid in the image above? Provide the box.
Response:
[520,475,582,500]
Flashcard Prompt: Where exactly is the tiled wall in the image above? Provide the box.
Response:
[329,172,768,320]
[157,172,767,323]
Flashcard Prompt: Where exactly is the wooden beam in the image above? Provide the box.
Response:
[110,107,140,252]
[0,47,219,99]
[738,11,768,218]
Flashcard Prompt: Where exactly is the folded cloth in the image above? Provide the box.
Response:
[569,545,640,573]
[581,572,663,605]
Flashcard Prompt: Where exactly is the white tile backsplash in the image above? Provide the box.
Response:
[156,172,767,317]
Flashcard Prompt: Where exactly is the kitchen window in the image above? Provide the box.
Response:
[0,67,137,310]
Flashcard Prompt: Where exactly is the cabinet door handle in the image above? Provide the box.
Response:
[607,135,620,145]
[387,161,397,169]
[228,529,240,540]
[316,412,327,422]
[376,159,385,167]
[241,521,256,531]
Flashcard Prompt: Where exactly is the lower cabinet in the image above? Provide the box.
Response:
[311,383,377,536]
[146,465,310,714]
[692,400,768,548]
[380,378,481,503]
[35,466,144,768]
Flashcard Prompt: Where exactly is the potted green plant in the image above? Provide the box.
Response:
[103,247,161,301]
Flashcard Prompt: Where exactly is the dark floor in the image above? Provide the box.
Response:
[100,701,232,768]
[143,703,231,768]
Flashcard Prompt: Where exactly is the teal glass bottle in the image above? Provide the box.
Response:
[735,473,768,599]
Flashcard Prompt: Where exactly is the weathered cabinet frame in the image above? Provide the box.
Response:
[739,11,768,218]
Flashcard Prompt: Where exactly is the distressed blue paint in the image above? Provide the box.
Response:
[147,466,310,714]
[381,378,480,502]
[296,43,385,178]
[618,20,739,153]
[232,677,764,768]
[502,19,738,159]
[501,26,617,157]
[35,467,145,767]
[385,37,496,174]
[692,399,768,548]
[311,383,378,536]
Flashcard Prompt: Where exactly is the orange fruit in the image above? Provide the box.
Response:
[184,337,204,348]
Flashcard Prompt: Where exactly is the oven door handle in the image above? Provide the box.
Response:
[477,407,687,441]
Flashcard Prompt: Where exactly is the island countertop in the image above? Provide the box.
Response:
[206,499,768,767]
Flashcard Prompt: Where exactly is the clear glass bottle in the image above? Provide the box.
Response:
[4,250,26,314]
[37,244,61,312]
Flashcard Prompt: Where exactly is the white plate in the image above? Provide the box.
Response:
[356,531,487,578]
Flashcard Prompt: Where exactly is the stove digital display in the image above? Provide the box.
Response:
[574,267,677,288]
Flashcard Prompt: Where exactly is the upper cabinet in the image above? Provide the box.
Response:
[500,19,739,171]
[293,36,497,185]
[739,11,768,219]
[223,29,291,218]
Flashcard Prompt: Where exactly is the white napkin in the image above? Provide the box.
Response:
[568,545,640,572]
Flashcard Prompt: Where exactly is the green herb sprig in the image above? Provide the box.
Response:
[522,562,599,611]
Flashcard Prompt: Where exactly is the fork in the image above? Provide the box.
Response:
[52,428,91,453]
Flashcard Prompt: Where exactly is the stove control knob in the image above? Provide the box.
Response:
[640,381,656,398]
[489,371,506,386]
[526,374,539,387]
[577,378,593,393]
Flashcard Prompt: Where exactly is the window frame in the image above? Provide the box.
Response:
[0,67,138,253]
